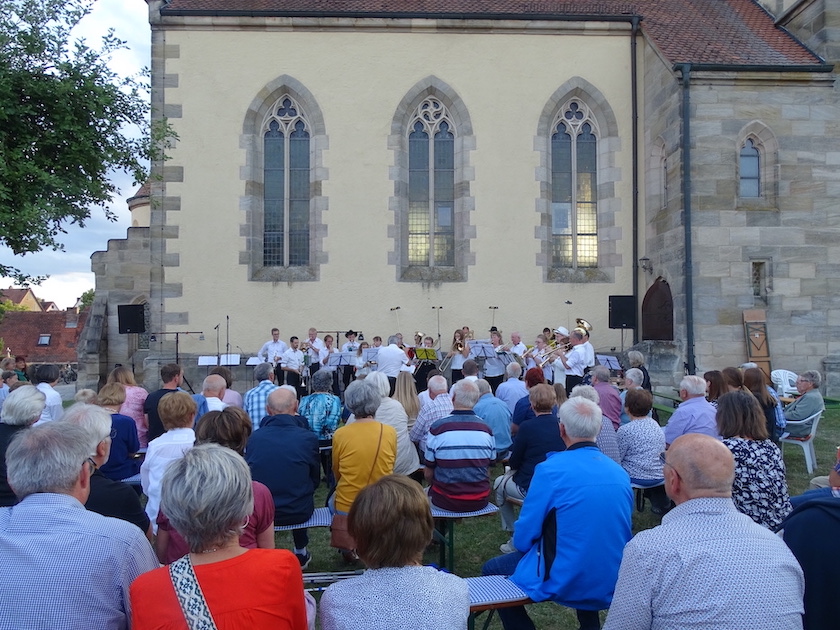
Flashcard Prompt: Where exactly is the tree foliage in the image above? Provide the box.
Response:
[0,0,169,281]
[79,287,95,308]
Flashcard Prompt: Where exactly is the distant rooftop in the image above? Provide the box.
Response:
[160,0,823,67]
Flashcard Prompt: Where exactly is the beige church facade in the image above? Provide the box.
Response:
[81,0,840,394]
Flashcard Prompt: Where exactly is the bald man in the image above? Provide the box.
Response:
[245,387,320,568]
[604,433,805,630]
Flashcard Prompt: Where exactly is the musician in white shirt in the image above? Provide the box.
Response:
[340,330,361,391]
[258,328,288,383]
[318,334,340,394]
[304,327,325,379]
[508,331,527,358]
[280,336,305,394]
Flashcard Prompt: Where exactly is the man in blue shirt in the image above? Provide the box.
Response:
[474,379,513,460]
[0,422,158,629]
[483,396,633,630]
[662,375,719,447]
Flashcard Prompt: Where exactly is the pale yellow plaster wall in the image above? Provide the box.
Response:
[159,26,637,355]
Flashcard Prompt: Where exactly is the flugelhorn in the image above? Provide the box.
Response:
[575,318,593,334]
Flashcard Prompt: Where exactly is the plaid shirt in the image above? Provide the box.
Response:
[244,380,279,429]
[410,393,454,455]
[0,493,159,630]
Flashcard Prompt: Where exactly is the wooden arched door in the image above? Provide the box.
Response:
[642,277,673,341]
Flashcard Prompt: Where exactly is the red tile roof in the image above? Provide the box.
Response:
[161,0,823,66]
[0,310,88,365]
[127,180,151,203]
[0,287,42,312]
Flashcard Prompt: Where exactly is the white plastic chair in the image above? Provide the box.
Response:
[771,370,799,397]
[780,409,824,474]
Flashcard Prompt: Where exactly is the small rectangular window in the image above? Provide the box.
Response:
[37,334,51,346]
[751,260,769,301]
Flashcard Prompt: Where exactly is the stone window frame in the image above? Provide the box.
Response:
[240,75,328,282]
[735,121,778,209]
[650,137,668,211]
[388,76,476,283]
[535,78,621,283]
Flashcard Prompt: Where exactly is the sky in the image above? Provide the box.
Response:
[0,0,151,308]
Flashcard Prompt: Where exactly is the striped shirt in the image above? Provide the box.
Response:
[424,410,494,512]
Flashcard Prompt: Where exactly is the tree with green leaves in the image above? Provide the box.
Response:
[0,0,170,281]
[79,288,95,309]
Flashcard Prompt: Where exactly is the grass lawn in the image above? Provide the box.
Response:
[288,407,840,629]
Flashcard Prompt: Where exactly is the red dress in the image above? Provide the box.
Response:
[130,549,308,630]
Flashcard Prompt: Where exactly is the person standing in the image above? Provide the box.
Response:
[258,328,289,384]
[33,364,63,424]
[143,363,183,442]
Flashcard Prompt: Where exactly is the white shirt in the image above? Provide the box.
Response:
[509,342,527,357]
[319,346,338,372]
[205,396,227,412]
[281,348,305,371]
[140,427,195,532]
[35,382,64,424]
[375,344,408,377]
[304,337,325,363]
[564,345,588,377]
[341,341,359,353]
[582,340,595,368]
[258,339,288,364]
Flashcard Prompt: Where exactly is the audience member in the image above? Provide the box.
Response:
[12,355,29,382]
[410,375,453,457]
[156,407,274,564]
[61,404,151,538]
[73,388,97,404]
[510,367,546,436]
[662,375,719,446]
[604,433,804,630]
[356,372,420,479]
[590,365,622,430]
[143,363,183,442]
[570,385,621,464]
[0,386,44,507]
[780,493,840,630]
[495,383,565,553]
[703,369,726,408]
[496,362,527,414]
[722,366,746,392]
[33,364,63,424]
[246,388,320,568]
[425,379,494,512]
[95,383,140,481]
[192,374,228,421]
[107,366,149,447]
[626,351,651,391]
[244,362,279,429]
[743,367,784,443]
[616,389,669,514]
[789,447,840,507]
[784,370,824,437]
[1,422,158,629]
[321,476,469,630]
[716,390,791,529]
[141,391,196,531]
[299,369,342,488]
[618,367,645,426]
[474,379,513,461]
[210,365,244,408]
[392,371,421,431]
[483,397,633,630]
[130,444,312,630]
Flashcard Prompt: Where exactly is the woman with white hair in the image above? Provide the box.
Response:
[0,385,45,506]
[351,371,420,480]
[626,351,651,391]
[130,444,312,629]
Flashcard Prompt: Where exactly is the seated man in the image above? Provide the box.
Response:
[590,365,622,430]
[662,375,719,447]
[410,375,453,458]
[191,374,227,422]
[474,379,512,461]
[244,362,279,429]
[604,433,804,630]
[483,397,633,630]
[496,361,528,414]
[0,422,158,629]
[425,379,495,512]
[783,370,825,438]
[246,388,320,568]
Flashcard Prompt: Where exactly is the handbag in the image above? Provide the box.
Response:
[169,555,218,630]
[330,423,384,551]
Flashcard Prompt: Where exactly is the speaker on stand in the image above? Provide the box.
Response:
[608,295,636,352]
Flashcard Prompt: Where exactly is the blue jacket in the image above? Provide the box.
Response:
[511,443,632,609]
[245,414,320,524]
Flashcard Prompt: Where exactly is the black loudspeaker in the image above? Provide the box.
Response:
[609,295,636,329]
[118,304,146,334]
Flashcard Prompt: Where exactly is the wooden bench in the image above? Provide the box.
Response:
[466,575,532,630]
[303,569,364,593]
[431,503,500,573]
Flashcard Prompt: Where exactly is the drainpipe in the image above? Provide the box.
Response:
[630,16,640,345]
[676,63,696,375]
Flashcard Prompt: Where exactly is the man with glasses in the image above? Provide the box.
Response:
[61,404,152,540]
[604,433,804,630]
[0,422,158,630]
[783,370,824,438]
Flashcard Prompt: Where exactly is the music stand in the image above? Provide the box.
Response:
[220,353,241,366]
[363,348,380,368]
[197,356,218,366]
[469,341,496,360]
[415,348,440,362]
[245,357,262,366]
[596,354,622,370]
[328,352,356,368]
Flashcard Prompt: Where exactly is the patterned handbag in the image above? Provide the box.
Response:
[168,555,219,630]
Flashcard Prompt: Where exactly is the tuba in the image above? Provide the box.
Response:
[575,318,593,335]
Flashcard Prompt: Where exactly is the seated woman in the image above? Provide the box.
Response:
[131,444,312,630]
[299,369,342,488]
[0,385,45,507]
[107,366,149,447]
[155,407,275,564]
[616,389,669,513]
[717,390,792,529]
[743,367,784,444]
[331,380,396,561]
[95,383,140,482]
[704,370,726,408]
[320,475,469,630]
